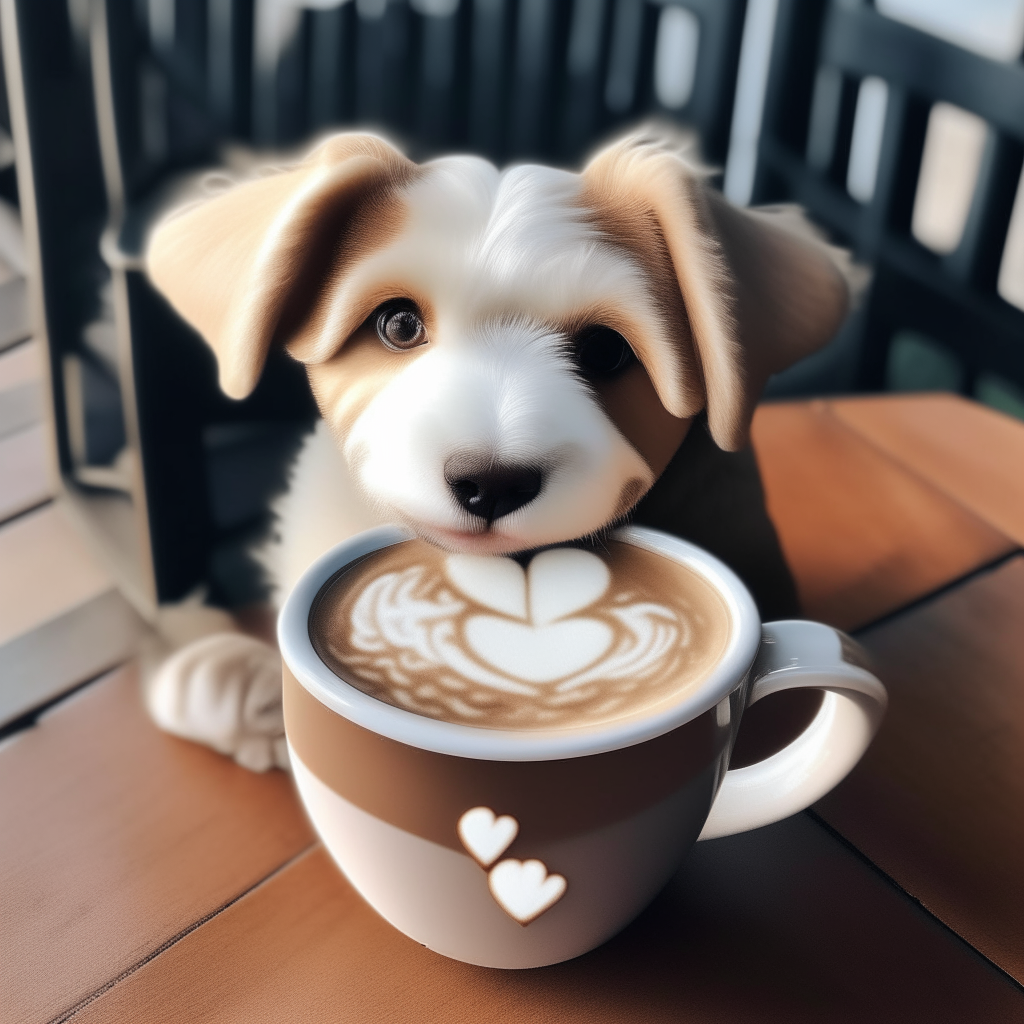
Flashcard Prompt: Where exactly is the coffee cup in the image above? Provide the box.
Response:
[279,524,886,969]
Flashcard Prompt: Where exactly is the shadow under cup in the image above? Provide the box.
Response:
[279,525,764,969]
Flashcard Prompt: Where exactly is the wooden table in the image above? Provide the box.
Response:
[4,393,1024,1022]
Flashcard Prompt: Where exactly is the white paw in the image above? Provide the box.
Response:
[147,633,288,772]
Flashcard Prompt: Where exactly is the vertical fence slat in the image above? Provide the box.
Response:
[207,0,253,138]
[468,0,515,161]
[508,0,572,160]
[559,0,611,162]
[946,133,1024,291]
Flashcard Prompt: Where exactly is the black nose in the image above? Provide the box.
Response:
[447,464,544,522]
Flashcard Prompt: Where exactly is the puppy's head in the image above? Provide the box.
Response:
[147,129,850,555]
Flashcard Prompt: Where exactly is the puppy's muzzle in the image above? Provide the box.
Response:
[446,462,544,524]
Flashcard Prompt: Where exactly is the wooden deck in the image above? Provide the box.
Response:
[4,381,1024,1022]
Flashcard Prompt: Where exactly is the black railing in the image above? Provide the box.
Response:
[755,0,1024,397]
[4,0,748,611]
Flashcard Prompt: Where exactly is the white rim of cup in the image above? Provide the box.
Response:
[278,524,761,762]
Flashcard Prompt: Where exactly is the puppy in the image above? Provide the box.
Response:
[144,127,852,770]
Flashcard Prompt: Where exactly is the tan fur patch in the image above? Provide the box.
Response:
[147,134,418,399]
[581,134,740,447]
[283,184,424,366]
[577,182,704,420]
[589,359,693,479]
[306,323,431,442]
[580,127,851,451]
[611,475,652,523]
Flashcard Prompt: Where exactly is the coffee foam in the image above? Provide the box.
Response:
[309,540,731,731]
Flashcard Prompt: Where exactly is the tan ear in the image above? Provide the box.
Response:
[146,134,416,399]
[582,128,851,449]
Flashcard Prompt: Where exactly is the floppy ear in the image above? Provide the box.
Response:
[146,134,416,399]
[582,128,852,450]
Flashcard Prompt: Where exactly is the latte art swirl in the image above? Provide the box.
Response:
[310,541,731,730]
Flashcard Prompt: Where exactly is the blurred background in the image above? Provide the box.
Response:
[0,0,1021,634]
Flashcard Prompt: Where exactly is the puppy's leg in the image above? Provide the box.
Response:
[147,631,287,771]
[144,421,384,770]
[140,593,284,769]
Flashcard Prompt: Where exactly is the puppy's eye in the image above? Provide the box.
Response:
[574,326,635,379]
[375,301,427,352]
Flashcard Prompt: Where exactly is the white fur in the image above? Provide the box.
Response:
[259,420,385,603]
[307,157,662,554]
[150,154,678,769]
[302,159,669,365]
[343,320,651,553]
[145,423,387,772]
[147,633,288,771]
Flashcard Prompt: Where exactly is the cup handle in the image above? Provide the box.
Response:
[698,620,887,841]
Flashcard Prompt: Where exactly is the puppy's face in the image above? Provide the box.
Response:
[300,159,690,554]
[148,130,850,555]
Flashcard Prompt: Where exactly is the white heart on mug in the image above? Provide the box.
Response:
[488,858,567,925]
[465,615,612,683]
[457,806,519,867]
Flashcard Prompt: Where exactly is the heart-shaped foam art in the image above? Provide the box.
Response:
[445,555,527,619]
[526,548,610,625]
[446,549,613,684]
[445,549,610,623]
[488,858,567,925]
[457,806,519,868]
[464,616,612,683]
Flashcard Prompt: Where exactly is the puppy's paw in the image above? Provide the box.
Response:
[146,633,287,772]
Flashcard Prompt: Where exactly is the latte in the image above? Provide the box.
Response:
[308,539,731,731]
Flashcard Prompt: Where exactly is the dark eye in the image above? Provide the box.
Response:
[574,326,635,379]
[375,301,427,352]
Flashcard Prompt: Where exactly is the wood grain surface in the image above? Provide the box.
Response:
[6,395,1024,1021]
[0,504,110,647]
[69,818,1024,1024]
[751,400,1015,630]
[0,338,40,392]
[0,423,51,523]
[831,394,1024,546]
[817,555,1024,984]
[0,667,315,1024]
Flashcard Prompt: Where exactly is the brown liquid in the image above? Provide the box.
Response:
[309,540,731,731]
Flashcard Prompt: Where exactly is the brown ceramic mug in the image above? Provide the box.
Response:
[279,525,886,968]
